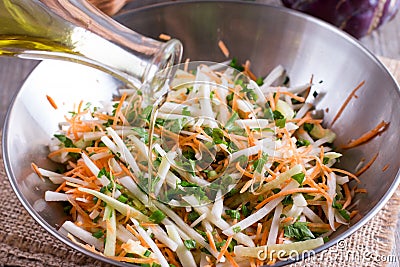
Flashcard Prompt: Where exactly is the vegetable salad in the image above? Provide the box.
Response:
[34,60,362,267]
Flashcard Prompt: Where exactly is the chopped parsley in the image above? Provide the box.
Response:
[292,172,305,185]
[225,209,241,220]
[233,226,242,233]
[149,210,166,224]
[182,106,191,116]
[183,239,196,250]
[253,153,268,173]
[284,222,315,241]
[229,57,244,72]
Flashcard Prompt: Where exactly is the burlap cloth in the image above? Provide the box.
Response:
[1,58,400,267]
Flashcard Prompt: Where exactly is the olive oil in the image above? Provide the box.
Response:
[0,36,76,56]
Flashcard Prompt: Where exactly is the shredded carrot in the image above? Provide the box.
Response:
[330,168,360,183]
[342,183,352,209]
[382,164,390,172]
[235,162,254,179]
[224,251,240,267]
[281,217,293,224]
[280,91,305,102]
[355,188,367,193]
[206,230,217,253]
[350,210,359,218]
[158,33,171,41]
[113,92,128,126]
[330,80,365,126]
[217,236,233,262]
[126,224,149,248]
[110,256,158,264]
[307,223,332,230]
[355,153,379,177]
[274,90,281,108]
[163,248,181,267]
[255,188,320,210]
[218,40,230,58]
[243,60,258,81]
[341,121,389,149]
[46,95,58,109]
[48,147,82,158]
[31,163,44,180]
[277,229,285,244]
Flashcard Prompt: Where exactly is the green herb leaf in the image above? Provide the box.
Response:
[149,210,166,224]
[296,139,310,147]
[141,106,153,122]
[225,112,239,129]
[292,172,305,185]
[303,123,314,133]
[117,194,128,203]
[272,110,284,120]
[229,58,244,72]
[253,153,268,173]
[183,239,196,250]
[225,209,241,220]
[332,197,343,209]
[338,209,350,221]
[210,128,227,145]
[179,181,199,187]
[241,203,252,217]
[215,240,226,251]
[256,77,264,86]
[281,195,293,205]
[132,127,150,144]
[284,222,315,241]
[188,211,200,222]
[143,250,151,257]
[240,86,258,101]
[54,134,75,148]
[275,118,286,128]
[92,230,104,239]
[182,107,191,116]
[233,226,241,233]
[98,167,110,178]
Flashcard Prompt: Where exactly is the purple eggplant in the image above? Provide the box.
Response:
[282,0,400,38]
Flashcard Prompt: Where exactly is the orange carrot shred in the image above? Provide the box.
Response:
[206,230,217,253]
[355,153,379,177]
[382,164,390,172]
[46,95,58,109]
[341,121,389,149]
[330,80,365,127]
[159,33,171,41]
[218,40,229,58]
[255,188,320,210]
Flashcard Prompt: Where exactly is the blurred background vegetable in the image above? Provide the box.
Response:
[282,0,400,38]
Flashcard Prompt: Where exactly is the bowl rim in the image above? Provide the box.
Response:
[3,1,400,266]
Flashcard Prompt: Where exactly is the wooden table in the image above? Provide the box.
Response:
[0,1,399,266]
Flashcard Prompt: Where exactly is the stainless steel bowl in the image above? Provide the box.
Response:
[3,1,400,266]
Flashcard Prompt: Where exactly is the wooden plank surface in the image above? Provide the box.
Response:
[0,0,399,265]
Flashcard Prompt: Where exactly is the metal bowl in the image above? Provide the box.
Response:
[3,1,400,266]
